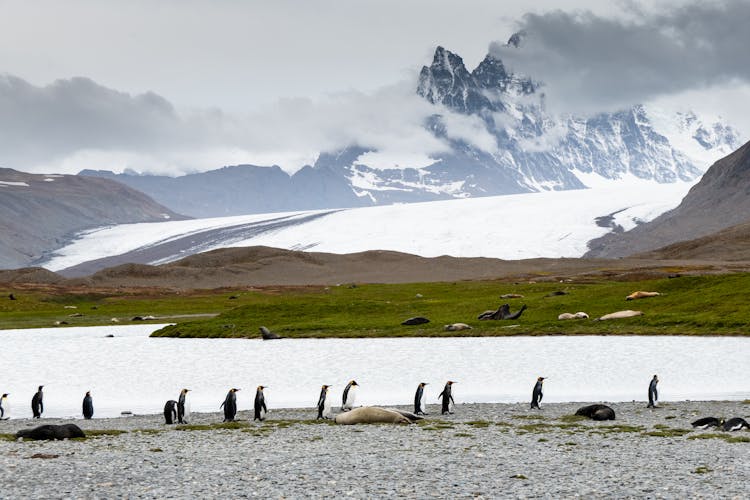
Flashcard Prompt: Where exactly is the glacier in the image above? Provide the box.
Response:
[42,175,693,272]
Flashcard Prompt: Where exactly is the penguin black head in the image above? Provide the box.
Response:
[1,393,7,398]
[85,391,91,396]
[538,377,545,382]
[257,385,266,391]
[350,380,358,386]
[38,385,44,391]
[231,388,240,393]
[419,382,428,387]
[181,388,190,394]
[447,381,455,385]
[322,384,331,390]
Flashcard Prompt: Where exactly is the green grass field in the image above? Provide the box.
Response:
[4,273,747,337]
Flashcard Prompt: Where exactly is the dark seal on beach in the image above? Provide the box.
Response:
[16,424,86,440]
[575,404,616,421]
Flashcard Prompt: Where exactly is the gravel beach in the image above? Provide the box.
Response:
[1,401,748,499]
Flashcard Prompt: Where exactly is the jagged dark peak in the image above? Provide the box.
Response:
[417,46,496,114]
[429,46,470,74]
[507,30,526,48]
[472,53,509,90]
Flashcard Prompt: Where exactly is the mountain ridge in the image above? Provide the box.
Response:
[0,168,188,269]
[79,41,740,218]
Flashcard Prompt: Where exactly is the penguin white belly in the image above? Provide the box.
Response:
[419,395,426,414]
[323,397,332,418]
[0,402,9,419]
[345,388,358,409]
[184,401,191,422]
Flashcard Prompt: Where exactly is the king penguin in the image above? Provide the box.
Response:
[220,388,240,422]
[722,417,750,432]
[31,385,44,418]
[530,377,545,409]
[647,375,659,408]
[177,389,190,424]
[254,386,268,421]
[317,385,332,419]
[82,391,94,420]
[342,380,359,411]
[0,393,9,420]
[414,383,428,415]
[164,400,178,424]
[437,381,456,415]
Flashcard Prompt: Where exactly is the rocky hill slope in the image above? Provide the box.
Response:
[0,168,187,269]
[586,140,750,258]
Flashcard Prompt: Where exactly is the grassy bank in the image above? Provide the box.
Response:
[2,273,749,337]
[153,273,750,338]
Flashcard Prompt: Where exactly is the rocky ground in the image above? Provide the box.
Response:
[1,401,748,499]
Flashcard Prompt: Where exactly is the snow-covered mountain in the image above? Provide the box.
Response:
[82,37,740,218]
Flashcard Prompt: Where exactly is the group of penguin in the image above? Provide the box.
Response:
[3,378,748,432]
[215,380,458,423]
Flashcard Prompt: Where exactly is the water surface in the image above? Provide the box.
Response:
[0,326,747,418]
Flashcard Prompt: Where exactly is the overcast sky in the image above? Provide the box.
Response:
[1,0,748,174]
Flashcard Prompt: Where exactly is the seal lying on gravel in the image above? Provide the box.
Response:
[16,424,85,440]
[334,406,416,425]
[575,404,616,421]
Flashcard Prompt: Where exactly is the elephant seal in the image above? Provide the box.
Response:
[402,316,430,326]
[16,424,86,440]
[626,291,660,301]
[595,310,643,321]
[259,326,282,340]
[478,304,527,320]
[575,404,615,421]
[444,323,472,331]
[558,312,589,320]
[334,406,412,425]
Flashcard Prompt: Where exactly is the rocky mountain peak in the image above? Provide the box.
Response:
[417,46,495,114]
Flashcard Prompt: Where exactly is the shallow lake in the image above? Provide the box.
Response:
[0,325,747,419]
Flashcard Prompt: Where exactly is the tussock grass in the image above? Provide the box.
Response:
[86,429,128,437]
[643,428,692,438]
[465,420,491,428]
[5,274,750,336]
[690,432,750,443]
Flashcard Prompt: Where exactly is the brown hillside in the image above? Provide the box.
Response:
[586,140,750,258]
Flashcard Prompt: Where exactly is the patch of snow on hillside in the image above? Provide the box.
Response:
[0,180,29,186]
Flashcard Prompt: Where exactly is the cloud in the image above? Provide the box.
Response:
[0,73,472,175]
[491,0,750,115]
